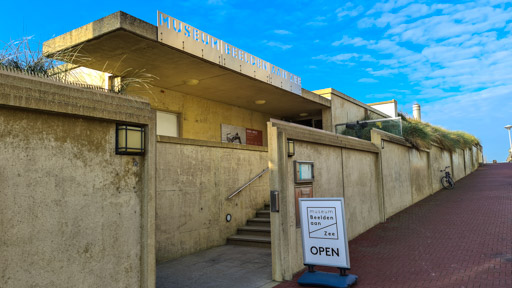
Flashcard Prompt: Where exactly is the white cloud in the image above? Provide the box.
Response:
[363,4,435,28]
[358,78,379,83]
[336,2,364,20]
[366,67,399,76]
[361,55,378,62]
[306,21,328,27]
[274,30,292,35]
[366,0,415,15]
[421,85,512,123]
[421,45,482,64]
[336,1,512,97]
[314,53,377,65]
[390,89,410,94]
[324,0,512,140]
[387,6,512,44]
[263,41,292,50]
[313,53,359,64]
[357,17,375,28]
[332,36,373,47]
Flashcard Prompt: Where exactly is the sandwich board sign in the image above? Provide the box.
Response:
[298,198,357,287]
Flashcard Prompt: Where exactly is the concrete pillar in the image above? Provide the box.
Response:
[413,104,421,121]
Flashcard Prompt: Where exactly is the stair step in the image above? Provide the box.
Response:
[256,210,270,218]
[227,235,271,248]
[238,226,271,237]
[247,218,270,227]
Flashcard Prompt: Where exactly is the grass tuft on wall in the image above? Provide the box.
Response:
[401,114,480,151]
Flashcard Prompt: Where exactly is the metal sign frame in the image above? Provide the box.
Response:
[299,198,350,269]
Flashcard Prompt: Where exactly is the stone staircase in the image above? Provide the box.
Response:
[227,204,271,248]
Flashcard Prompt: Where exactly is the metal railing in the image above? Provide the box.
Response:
[226,167,269,199]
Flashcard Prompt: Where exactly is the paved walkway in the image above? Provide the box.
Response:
[156,245,276,288]
[276,163,512,288]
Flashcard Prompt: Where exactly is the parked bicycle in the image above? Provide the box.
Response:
[440,166,454,189]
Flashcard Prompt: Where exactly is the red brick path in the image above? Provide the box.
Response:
[276,163,512,288]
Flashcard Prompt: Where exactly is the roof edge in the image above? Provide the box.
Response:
[367,99,397,106]
[43,11,157,55]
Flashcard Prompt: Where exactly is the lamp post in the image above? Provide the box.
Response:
[505,125,512,152]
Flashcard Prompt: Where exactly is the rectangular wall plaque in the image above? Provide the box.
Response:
[294,161,314,183]
[221,124,263,146]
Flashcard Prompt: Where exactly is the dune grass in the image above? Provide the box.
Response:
[401,114,480,151]
[341,113,480,152]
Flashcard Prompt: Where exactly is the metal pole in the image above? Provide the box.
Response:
[508,129,512,152]
[506,125,512,152]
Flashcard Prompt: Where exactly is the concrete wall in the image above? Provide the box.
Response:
[266,124,482,282]
[380,139,413,217]
[464,148,472,175]
[284,141,345,276]
[268,120,381,281]
[313,88,389,133]
[367,100,397,118]
[330,93,366,129]
[472,146,479,170]
[430,145,452,192]
[452,149,465,181]
[371,129,481,218]
[0,70,155,288]
[155,137,269,262]
[409,149,431,203]
[267,124,484,281]
[342,149,381,239]
[477,147,484,164]
[129,86,273,145]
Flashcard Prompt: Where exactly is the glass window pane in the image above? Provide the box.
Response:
[157,111,179,137]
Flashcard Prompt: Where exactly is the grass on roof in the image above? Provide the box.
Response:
[401,114,480,151]
[341,113,480,152]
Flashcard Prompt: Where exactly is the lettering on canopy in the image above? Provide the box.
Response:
[157,11,302,95]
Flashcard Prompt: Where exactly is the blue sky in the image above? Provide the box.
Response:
[2,0,511,162]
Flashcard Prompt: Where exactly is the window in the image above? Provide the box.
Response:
[157,111,179,137]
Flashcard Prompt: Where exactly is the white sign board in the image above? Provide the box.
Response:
[299,198,350,268]
[157,11,302,95]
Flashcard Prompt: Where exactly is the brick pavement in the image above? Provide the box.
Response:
[276,163,512,288]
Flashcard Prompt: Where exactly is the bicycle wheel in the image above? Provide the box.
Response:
[441,176,452,189]
[447,177,455,189]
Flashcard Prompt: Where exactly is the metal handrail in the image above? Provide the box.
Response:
[227,167,269,199]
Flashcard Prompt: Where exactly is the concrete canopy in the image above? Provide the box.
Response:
[43,11,330,119]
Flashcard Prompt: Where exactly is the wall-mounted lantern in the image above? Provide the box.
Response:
[381,140,385,149]
[116,124,145,155]
[288,139,295,157]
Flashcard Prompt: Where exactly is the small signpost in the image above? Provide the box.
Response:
[298,198,358,288]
